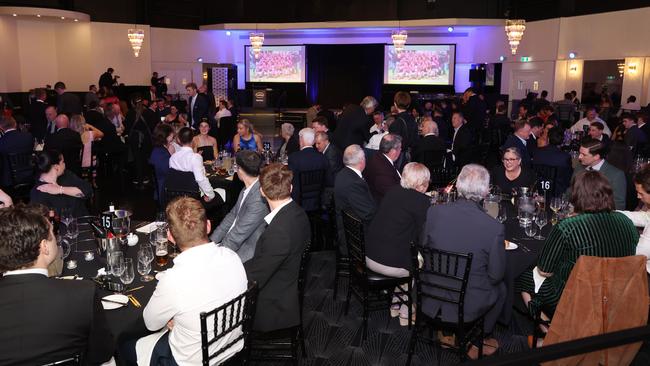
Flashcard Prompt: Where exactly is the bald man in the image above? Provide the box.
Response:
[44,114,83,174]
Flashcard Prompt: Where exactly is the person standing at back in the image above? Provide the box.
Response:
[389,91,418,168]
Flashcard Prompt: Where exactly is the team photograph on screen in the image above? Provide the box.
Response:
[384,44,456,85]
[246,45,306,83]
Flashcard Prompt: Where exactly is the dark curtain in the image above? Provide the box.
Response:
[306,44,384,109]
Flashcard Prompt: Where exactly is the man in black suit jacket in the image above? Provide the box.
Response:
[531,127,573,195]
[288,128,329,212]
[334,145,377,253]
[333,104,370,150]
[186,83,209,129]
[98,67,118,90]
[315,131,343,187]
[389,92,418,154]
[54,81,82,116]
[363,134,402,203]
[0,205,114,365]
[461,87,487,132]
[245,164,310,332]
[449,112,475,168]
[44,114,83,175]
[412,117,447,168]
[0,116,34,187]
[527,117,544,157]
[25,87,49,142]
[501,119,532,167]
[622,112,648,155]
[588,121,611,148]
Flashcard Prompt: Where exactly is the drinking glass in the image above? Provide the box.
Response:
[535,210,547,240]
[525,224,537,238]
[148,224,159,245]
[108,251,125,277]
[65,218,79,241]
[137,249,154,282]
[155,239,169,267]
[519,210,533,228]
[140,242,154,264]
[60,208,73,227]
[497,203,507,224]
[58,236,72,261]
[121,258,135,285]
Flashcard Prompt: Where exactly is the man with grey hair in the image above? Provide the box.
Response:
[363,134,402,202]
[288,127,328,212]
[334,145,376,254]
[422,163,506,358]
[413,116,447,168]
[360,96,379,115]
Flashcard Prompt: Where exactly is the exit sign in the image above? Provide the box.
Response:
[520,56,531,62]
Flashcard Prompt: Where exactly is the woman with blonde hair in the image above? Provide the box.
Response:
[69,114,104,178]
[233,118,262,153]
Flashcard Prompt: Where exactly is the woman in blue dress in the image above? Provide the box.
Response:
[233,119,262,153]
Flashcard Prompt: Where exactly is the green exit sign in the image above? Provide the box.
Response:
[520,56,531,62]
[606,75,615,80]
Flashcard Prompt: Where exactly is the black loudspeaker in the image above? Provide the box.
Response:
[469,68,486,83]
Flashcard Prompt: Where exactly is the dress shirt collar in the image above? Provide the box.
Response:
[424,133,436,137]
[300,146,313,151]
[173,242,218,265]
[347,166,363,179]
[3,128,16,134]
[516,135,527,146]
[323,143,330,154]
[383,154,394,166]
[4,268,48,277]
[178,146,193,153]
[264,199,292,224]
[589,159,605,171]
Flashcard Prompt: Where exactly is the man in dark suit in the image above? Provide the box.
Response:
[334,144,377,253]
[588,121,611,148]
[389,92,418,152]
[501,119,532,167]
[186,83,209,129]
[54,81,82,116]
[449,111,475,168]
[422,164,505,358]
[311,115,334,142]
[333,104,370,150]
[573,138,627,209]
[44,114,83,175]
[288,128,329,212]
[527,117,544,157]
[44,105,58,138]
[25,87,49,142]
[412,117,447,168]
[622,112,648,155]
[0,116,34,187]
[98,67,118,90]
[315,131,343,187]
[245,164,310,332]
[637,113,650,140]
[0,205,114,365]
[532,127,573,195]
[363,134,402,203]
[461,87,487,132]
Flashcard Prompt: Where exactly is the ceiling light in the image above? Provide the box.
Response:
[447,26,454,32]
[36,14,41,17]
[12,13,17,17]
[499,56,506,62]
[61,16,65,20]
[226,31,231,36]
[197,57,203,62]
[249,32,265,59]
[127,28,145,57]
[505,19,526,55]
[568,52,576,59]
[74,19,78,22]
[391,30,408,53]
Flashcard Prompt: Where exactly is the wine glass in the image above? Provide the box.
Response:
[497,203,507,224]
[525,223,537,238]
[58,236,72,261]
[65,218,79,241]
[535,210,547,240]
[137,249,154,282]
[108,251,125,277]
[121,258,135,285]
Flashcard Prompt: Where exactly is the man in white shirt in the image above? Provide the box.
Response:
[215,100,232,128]
[136,197,248,365]
[169,127,216,202]
[570,106,611,136]
[618,95,641,117]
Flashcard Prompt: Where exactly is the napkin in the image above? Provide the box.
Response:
[214,188,227,202]
[533,266,546,293]
[97,267,107,277]
[136,222,163,234]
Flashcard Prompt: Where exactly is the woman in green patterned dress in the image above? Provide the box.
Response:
[517,170,639,320]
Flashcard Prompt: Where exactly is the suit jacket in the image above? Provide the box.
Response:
[334,167,376,247]
[462,94,487,131]
[422,199,506,324]
[451,124,474,167]
[210,180,269,263]
[0,130,34,187]
[528,134,538,157]
[57,92,82,116]
[363,152,401,203]
[501,134,531,167]
[44,128,83,175]
[288,147,329,211]
[389,111,418,150]
[84,110,125,154]
[323,143,343,187]
[531,145,573,195]
[412,134,447,168]
[25,100,48,141]
[624,125,648,155]
[0,274,114,365]
[332,104,370,150]
[244,201,310,332]
[573,161,627,210]
[188,93,210,128]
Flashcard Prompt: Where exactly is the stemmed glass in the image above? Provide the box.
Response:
[108,251,125,277]
[534,210,547,240]
[550,197,562,225]
[525,223,537,238]
[137,246,154,282]
[60,208,73,233]
[497,203,507,224]
[65,218,79,241]
[121,258,135,286]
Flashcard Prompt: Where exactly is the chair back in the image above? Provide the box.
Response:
[164,168,201,204]
[412,244,473,325]
[197,146,215,162]
[200,281,258,366]
[40,354,81,366]
[531,164,558,195]
[298,169,325,210]
[8,152,34,186]
[61,146,82,177]
[429,165,459,189]
[421,150,445,171]
[342,210,367,278]
[218,116,237,150]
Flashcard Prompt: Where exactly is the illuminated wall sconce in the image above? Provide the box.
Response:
[569,64,578,73]
[499,55,506,62]
[447,27,454,32]
[628,63,638,74]
[568,52,576,59]
[202,72,208,80]
[197,57,203,62]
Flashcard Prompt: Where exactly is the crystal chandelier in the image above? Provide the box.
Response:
[391,30,408,53]
[249,32,265,59]
[504,19,526,55]
[127,28,145,57]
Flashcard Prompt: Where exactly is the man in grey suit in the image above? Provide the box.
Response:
[573,138,627,209]
[210,151,269,262]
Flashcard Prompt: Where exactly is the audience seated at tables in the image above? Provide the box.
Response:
[44,114,83,175]
[128,197,247,365]
[570,106,611,136]
[0,115,34,187]
[288,127,329,211]
[587,121,611,146]
[368,110,385,136]
[517,171,638,321]
[531,127,573,194]
[214,99,232,127]
[169,127,217,203]
[449,111,474,168]
[191,120,218,161]
[244,163,310,332]
[31,150,93,217]
[365,162,431,325]
[491,147,536,195]
[0,204,114,365]
[535,120,556,148]
[365,115,393,152]
[363,134,402,203]
[606,125,635,175]
[501,119,532,167]
[277,123,299,159]
[412,116,447,169]
[233,119,262,153]
[334,144,376,254]
[210,150,269,263]
[422,164,506,359]
[149,124,175,203]
[618,164,650,278]
[489,103,513,143]
[311,115,333,142]
[621,112,648,155]
[573,138,627,209]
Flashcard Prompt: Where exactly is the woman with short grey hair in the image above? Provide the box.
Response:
[277,122,299,158]
[400,162,431,192]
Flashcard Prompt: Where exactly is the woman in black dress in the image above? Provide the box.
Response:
[491,147,536,195]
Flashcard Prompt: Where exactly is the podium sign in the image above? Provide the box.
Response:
[253,89,267,108]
